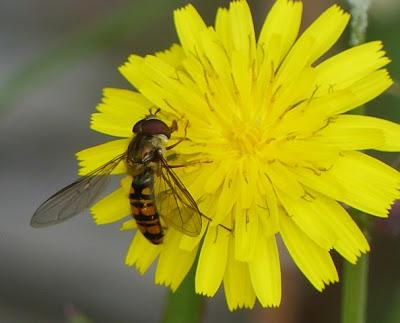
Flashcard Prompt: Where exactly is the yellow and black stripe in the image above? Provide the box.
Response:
[129,169,164,244]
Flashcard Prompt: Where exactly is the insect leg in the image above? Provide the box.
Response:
[167,160,212,168]
[166,120,189,150]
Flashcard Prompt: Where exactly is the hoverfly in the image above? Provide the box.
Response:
[31,111,204,244]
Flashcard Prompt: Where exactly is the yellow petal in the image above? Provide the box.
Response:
[198,28,236,109]
[307,69,393,115]
[265,161,306,200]
[120,219,136,231]
[179,220,207,252]
[277,190,334,250]
[155,44,185,68]
[269,68,317,123]
[311,117,384,151]
[258,0,302,68]
[315,41,390,91]
[229,0,256,60]
[249,232,281,307]
[345,69,393,112]
[310,192,370,263]
[291,151,400,217]
[238,157,259,209]
[155,229,198,292]
[231,51,253,113]
[215,8,232,53]
[213,166,240,224]
[234,206,259,262]
[257,178,279,237]
[294,4,349,64]
[276,187,370,261]
[91,88,152,137]
[223,235,256,311]
[174,4,207,54]
[326,115,400,152]
[125,232,161,275]
[121,53,209,123]
[76,139,128,175]
[90,176,131,224]
[279,211,338,291]
[195,226,229,296]
[275,34,315,88]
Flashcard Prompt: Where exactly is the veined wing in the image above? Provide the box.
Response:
[31,153,126,228]
[154,158,202,237]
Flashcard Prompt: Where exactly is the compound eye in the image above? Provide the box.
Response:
[142,119,171,138]
[132,120,143,133]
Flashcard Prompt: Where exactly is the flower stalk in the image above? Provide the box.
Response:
[341,1,372,322]
[163,265,204,323]
[341,218,370,323]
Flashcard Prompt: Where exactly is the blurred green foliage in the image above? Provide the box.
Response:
[0,0,185,114]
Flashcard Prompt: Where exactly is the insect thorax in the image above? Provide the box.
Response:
[126,133,168,176]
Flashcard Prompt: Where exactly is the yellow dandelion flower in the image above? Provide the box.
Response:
[76,0,400,310]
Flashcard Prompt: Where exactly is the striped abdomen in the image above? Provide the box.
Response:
[129,169,164,244]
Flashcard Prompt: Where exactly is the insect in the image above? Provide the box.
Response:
[31,111,204,244]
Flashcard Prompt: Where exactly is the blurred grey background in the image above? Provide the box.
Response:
[0,0,399,322]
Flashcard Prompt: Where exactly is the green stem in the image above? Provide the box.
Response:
[341,253,369,323]
[341,2,373,322]
[162,266,204,323]
[341,213,371,323]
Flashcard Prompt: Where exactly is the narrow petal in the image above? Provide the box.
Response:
[90,176,131,224]
[120,53,210,123]
[155,229,198,292]
[120,219,136,231]
[280,212,338,291]
[315,41,390,91]
[174,4,207,54]
[276,186,370,261]
[275,34,315,88]
[269,68,317,123]
[326,115,400,152]
[307,69,393,115]
[234,206,259,262]
[294,4,349,64]
[223,236,256,311]
[292,151,400,217]
[125,232,161,275]
[195,226,229,296]
[76,139,128,175]
[155,44,185,68]
[215,8,233,53]
[265,161,306,200]
[310,193,370,263]
[257,178,279,237]
[276,190,335,250]
[311,117,384,151]
[238,158,258,209]
[213,166,240,224]
[258,0,303,67]
[229,0,256,60]
[179,221,207,252]
[91,88,152,137]
[249,232,281,307]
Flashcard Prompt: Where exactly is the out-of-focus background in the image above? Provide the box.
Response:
[0,0,399,322]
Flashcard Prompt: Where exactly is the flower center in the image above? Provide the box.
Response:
[230,122,263,155]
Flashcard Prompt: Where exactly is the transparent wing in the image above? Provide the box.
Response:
[31,154,126,228]
[154,158,202,237]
